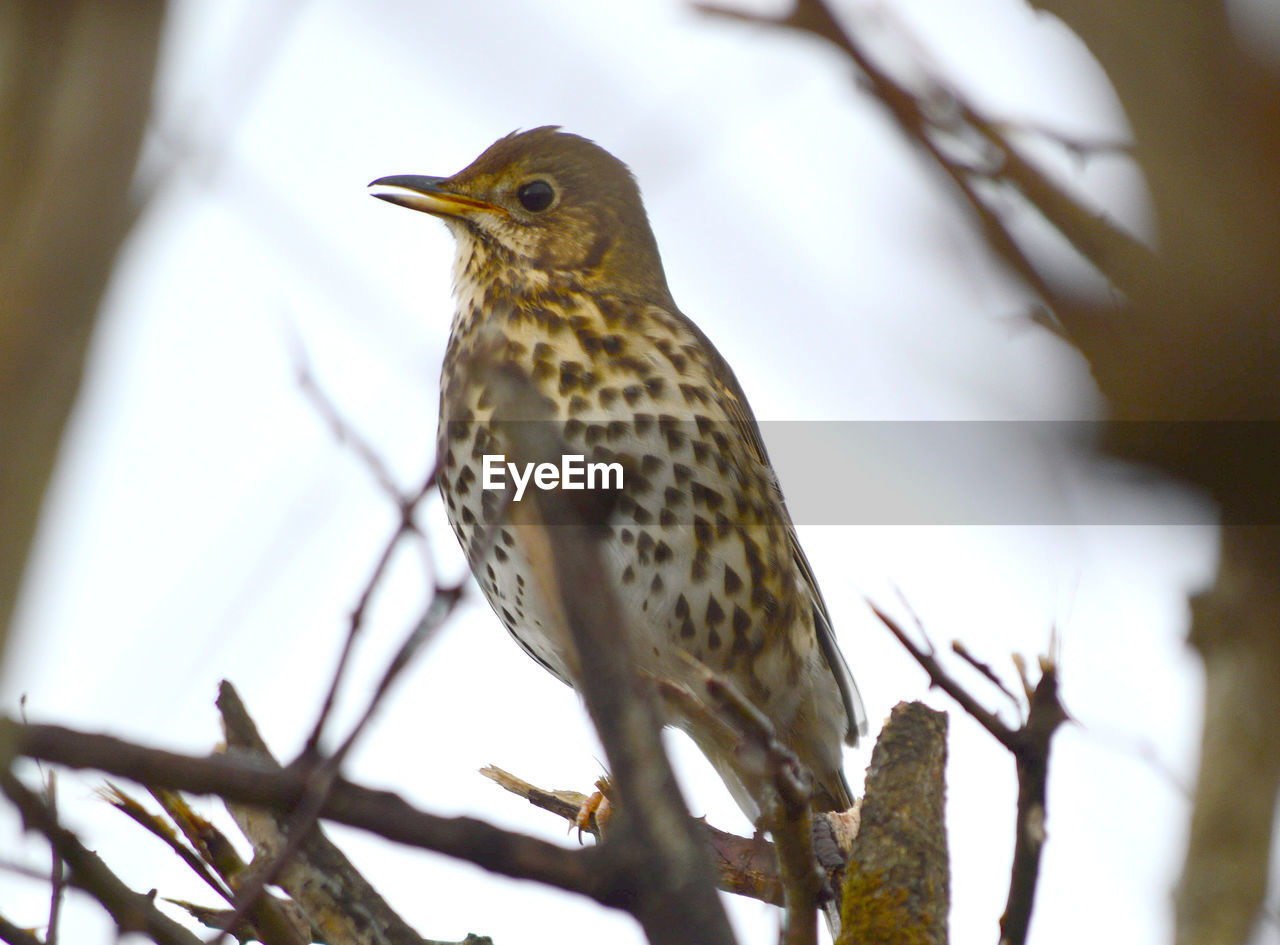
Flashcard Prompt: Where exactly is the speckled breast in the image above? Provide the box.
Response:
[435,286,818,726]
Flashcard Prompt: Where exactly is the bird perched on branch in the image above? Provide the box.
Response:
[371,127,867,819]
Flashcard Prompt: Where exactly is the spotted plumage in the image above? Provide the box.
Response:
[371,127,868,817]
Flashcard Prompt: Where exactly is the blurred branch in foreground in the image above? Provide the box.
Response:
[701,1,1280,942]
[0,707,610,943]
[480,363,739,945]
[0,2,165,662]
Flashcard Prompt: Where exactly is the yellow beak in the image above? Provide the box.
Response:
[368,174,501,217]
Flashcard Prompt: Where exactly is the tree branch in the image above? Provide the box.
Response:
[216,682,428,945]
[480,764,787,906]
[999,662,1066,945]
[103,785,312,945]
[0,914,45,945]
[0,1,166,652]
[870,605,1015,747]
[837,701,948,945]
[668,664,824,945]
[694,0,1150,339]
[1,770,204,945]
[1177,527,1280,945]
[870,607,1064,945]
[484,362,738,945]
[2,718,612,906]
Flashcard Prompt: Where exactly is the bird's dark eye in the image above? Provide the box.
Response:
[516,179,555,212]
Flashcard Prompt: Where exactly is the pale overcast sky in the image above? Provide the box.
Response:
[3,2,1239,943]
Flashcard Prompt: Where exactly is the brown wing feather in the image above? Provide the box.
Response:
[677,315,868,747]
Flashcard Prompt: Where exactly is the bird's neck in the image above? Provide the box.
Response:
[449,228,675,315]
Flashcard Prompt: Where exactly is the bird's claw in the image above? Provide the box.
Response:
[573,776,613,841]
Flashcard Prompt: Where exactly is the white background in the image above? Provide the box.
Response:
[3,1,1252,943]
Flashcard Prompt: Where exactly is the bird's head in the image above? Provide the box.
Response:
[371,126,673,304]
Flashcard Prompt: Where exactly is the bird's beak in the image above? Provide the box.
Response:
[368,174,501,217]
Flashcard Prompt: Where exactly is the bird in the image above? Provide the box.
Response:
[370,127,867,819]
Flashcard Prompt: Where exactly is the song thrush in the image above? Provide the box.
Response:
[371,127,867,817]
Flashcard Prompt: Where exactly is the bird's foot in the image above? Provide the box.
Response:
[573,776,614,841]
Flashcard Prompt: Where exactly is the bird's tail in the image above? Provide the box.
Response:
[813,767,854,813]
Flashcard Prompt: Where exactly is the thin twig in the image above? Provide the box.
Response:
[988,118,1131,161]
[960,100,1154,292]
[1012,653,1035,702]
[100,785,234,904]
[146,789,243,901]
[294,335,441,757]
[0,860,58,883]
[43,772,63,945]
[218,558,468,941]
[1081,726,1190,798]
[999,662,1067,945]
[690,664,821,945]
[142,789,310,945]
[1,771,204,945]
[951,639,1023,719]
[654,661,828,939]
[870,603,1015,747]
[16,699,67,945]
[336,585,463,762]
[479,766,593,829]
[304,461,437,756]
[291,334,411,509]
